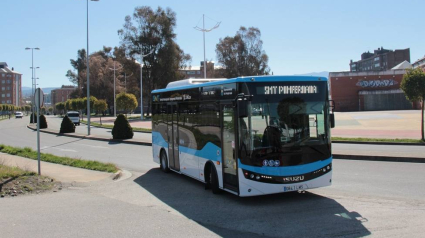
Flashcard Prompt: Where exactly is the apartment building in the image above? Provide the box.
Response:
[349,47,410,72]
[0,62,22,106]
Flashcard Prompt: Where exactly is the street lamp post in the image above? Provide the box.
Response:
[109,61,122,117]
[139,49,154,120]
[122,72,133,93]
[25,47,40,123]
[86,0,99,136]
[193,14,221,78]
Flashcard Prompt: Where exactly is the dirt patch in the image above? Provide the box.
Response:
[0,175,62,198]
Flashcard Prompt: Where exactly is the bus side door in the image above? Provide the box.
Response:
[221,103,238,191]
[167,104,180,171]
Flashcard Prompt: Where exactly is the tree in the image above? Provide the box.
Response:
[65,99,73,112]
[55,102,65,115]
[401,68,425,141]
[94,99,108,124]
[116,92,138,116]
[83,96,98,115]
[118,6,191,115]
[76,98,85,120]
[66,49,87,90]
[216,26,270,78]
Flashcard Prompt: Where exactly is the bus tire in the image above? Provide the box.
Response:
[160,150,170,173]
[209,165,221,194]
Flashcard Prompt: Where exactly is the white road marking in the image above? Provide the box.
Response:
[41,146,77,152]
[75,143,109,149]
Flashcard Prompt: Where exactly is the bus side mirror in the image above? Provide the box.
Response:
[238,100,249,118]
[330,114,335,128]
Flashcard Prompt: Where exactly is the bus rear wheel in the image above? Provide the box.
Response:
[160,151,170,173]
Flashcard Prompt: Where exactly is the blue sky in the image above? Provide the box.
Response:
[1,0,424,88]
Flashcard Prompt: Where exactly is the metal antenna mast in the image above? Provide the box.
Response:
[194,14,221,79]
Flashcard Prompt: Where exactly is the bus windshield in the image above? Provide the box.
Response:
[239,82,331,167]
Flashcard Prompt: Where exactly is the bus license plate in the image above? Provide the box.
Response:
[284,185,304,192]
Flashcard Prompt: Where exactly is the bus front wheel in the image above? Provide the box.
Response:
[209,165,221,194]
[160,150,170,173]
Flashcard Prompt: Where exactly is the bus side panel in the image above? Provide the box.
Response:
[178,143,223,187]
[179,146,200,179]
[152,131,168,164]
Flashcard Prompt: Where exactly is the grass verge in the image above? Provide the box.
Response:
[0,144,118,173]
[332,137,425,143]
[0,164,60,197]
[81,120,152,133]
[0,164,36,179]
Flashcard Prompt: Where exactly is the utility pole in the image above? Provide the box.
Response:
[123,72,133,93]
[139,49,154,120]
[194,14,221,79]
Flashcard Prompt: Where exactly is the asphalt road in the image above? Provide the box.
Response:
[1,116,425,237]
[0,116,155,172]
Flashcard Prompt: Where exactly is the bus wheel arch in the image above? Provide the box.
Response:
[160,148,170,173]
[204,161,221,194]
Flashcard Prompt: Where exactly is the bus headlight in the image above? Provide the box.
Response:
[255,175,261,180]
[274,160,280,167]
[263,160,268,166]
[268,160,274,167]
[250,174,255,179]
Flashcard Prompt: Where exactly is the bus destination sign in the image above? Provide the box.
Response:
[261,85,318,95]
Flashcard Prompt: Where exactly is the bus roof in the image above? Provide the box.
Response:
[152,75,328,93]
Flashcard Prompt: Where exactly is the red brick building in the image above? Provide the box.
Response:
[329,69,421,111]
[51,85,76,112]
[0,62,22,106]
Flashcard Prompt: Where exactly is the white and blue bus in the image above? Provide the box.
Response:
[151,76,335,196]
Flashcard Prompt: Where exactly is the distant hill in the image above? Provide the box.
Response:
[22,87,59,97]
[294,71,329,78]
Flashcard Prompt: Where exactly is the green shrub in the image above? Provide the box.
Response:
[39,115,48,129]
[112,114,133,139]
[60,116,75,133]
[30,113,37,123]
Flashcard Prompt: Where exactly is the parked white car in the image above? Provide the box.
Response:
[15,111,23,119]
[67,111,80,125]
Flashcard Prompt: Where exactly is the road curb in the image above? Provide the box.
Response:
[27,124,153,146]
[332,140,425,146]
[80,122,152,134]
[333,154,425,163]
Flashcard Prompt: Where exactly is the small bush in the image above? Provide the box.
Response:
[60,116,75,133]
[39,115,48,129]
[112,114,133,139]
[30,113,37,123]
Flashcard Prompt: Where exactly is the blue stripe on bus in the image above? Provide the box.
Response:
[238,157,332,177]
[152,132,222,161]
[179,143,222,162]
[152,76,327,93]
[152,132,168,149]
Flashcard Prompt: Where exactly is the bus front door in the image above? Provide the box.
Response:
[167,104,180,171]
[221,104,238,192]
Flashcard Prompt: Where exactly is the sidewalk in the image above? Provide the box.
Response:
[0,153,113,184]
